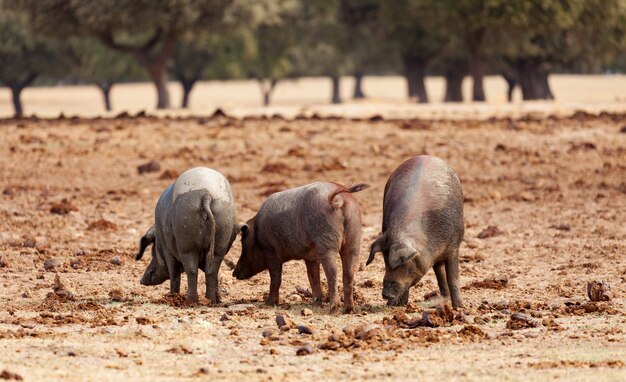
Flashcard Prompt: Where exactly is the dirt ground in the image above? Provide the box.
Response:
[0,110,625,381]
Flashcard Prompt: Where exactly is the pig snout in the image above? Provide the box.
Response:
[382,280,409,306]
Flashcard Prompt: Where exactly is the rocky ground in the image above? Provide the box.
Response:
[0,111,625,381]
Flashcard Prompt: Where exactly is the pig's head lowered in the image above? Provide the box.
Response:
[135,226,169,286]
[367,235,427,306]
[233,219,268,280]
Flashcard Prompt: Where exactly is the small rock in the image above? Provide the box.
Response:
[220,313,230,322]
[43,258,60,271]
[137,160,161,174]
[0,256,7,268]
[297,325,313,335]
[135,317,153,325]
[21,291,30,298]
[295,286,313,298]
[166,344,193,355]
[477,225,503,239]
[159,169,179,180]
[50,199,78,215]
[587,280,613,302]
[355,324,386,340]
[296,345,313,356]
[0,370,23,380]
[275,314,296,330]
[109,256,122,266]
[198,368,210,375]
[88,219,118,231]
[423,290,439,301]
[301,308,313,317]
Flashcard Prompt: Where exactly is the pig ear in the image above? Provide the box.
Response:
[135,226,156,261]
[366,236,385,266]
[236,222,249,235]
[388,245,418,269]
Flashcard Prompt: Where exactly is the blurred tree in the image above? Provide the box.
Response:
[339,0,387,99]
[16,0,233,109]
[71,38,145,111]
[432,34,469,103]
[0,5,68,117]
[379,0,447,103]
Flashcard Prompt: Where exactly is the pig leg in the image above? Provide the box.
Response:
[320,253,339,314]
[205,256,223,304]
[433,261,450,298]
[340,250,358,314]
[166,256,182,294]
[305,260,323,305]
[445,251,463,308]
[265,264,283,306]
[181,253,200,302]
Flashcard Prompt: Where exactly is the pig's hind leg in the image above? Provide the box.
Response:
[305,260,323,305]
[445,248,463,308]
[319,251,340,314]
[180,252,201,302]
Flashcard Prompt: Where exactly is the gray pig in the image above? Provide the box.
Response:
[233,182,369,314]
[366,155,464,308]
[135,167,237,303]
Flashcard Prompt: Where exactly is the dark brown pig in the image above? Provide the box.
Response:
[233,182,369,314]
[366,155,464,308]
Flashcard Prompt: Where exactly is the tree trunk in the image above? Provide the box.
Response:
[181,79,197,109]
[7,73,37,118]
[518,59,553,101]
[467,29,486,101]
[403,55,429,103]
[331,75,342,104]
[145,60,170,109]
[502,74,517,102]
[259,79,278,106]
[97,83,113,111]
[353,71,365,99]
[444,71,464,103]
[10,86,24,118]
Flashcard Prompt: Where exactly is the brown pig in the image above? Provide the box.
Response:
[366,156,464,308]
[233,182,369,313]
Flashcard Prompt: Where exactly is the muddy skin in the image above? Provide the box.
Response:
[367,156,464,308]
[233,182,368,314]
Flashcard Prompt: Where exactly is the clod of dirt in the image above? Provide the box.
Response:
[462,276,508,290]
[405,302,421,313]
[48,274,74,302]
[355,324,387,340]
[109,289,126,302]
[275,314,296,330]
[423,291,440,301]
[620,125,626,133]
[223,258,236,269]
[87,219,118,231]
[135,317,154,325]
[403,304,462,328]
[286,294,302,303]
[477,225,503,239]
[166,345,193,355]
[360,279,375,288]
[43,258,61,271]
[22,237,36,248]
[587,280,613,302]
[157,169,178,180]
[109,256,122,266]
[212,108,227,117]
[549,224,571,231]
[261,162,292,174]
[50,199,78,215]
[297,325,313,335]
[301,308,313,317]
[137,160,161,174]
[296,345,313,356]
[0,370,23,381]
[568,141,596,152]
[506,313,539,330]
[458,325,487,340]
[0,256,7,268]
[295,286,313,298]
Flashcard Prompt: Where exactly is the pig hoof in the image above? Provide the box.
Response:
[312,298,323,306]
[329,305,340,315]
[264,298,278,306]
[342,306,355,314]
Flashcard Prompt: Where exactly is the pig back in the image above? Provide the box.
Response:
[383,156,463,246]
[255,182,341,255]
[172,167,234,207]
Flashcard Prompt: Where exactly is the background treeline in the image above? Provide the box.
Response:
[1,0,625,116]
